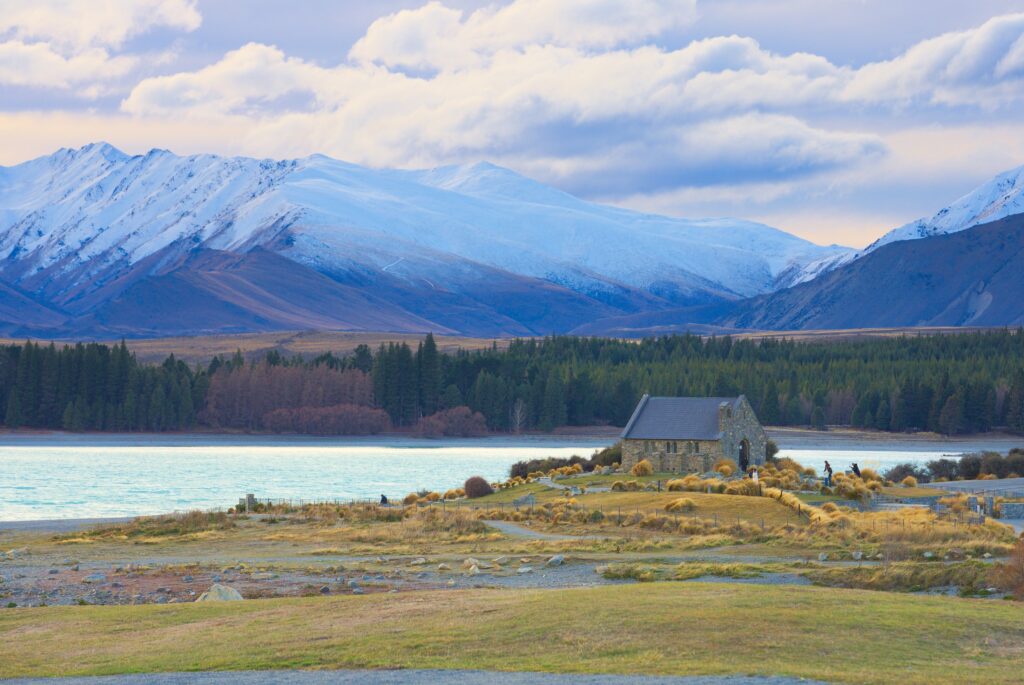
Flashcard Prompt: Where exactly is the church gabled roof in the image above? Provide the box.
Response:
[620,395,744,441]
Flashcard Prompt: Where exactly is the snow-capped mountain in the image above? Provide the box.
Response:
[865,164,1024,253]
[0,143,849,337]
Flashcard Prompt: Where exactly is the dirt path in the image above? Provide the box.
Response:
[482,519,598,540]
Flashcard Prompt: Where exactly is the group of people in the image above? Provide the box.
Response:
[821,460,861,487]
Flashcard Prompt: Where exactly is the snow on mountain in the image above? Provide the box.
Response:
[0,143,850,336]
[865,164,1024,253]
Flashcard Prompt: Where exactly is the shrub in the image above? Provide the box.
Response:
[611,480,627,491]
[713,458,737,477]
[443,488,462,500]
[989,540,1024,599]
[463,476,494,498]
[900,476,918,488]
[422,491,441,501]
[631,459,654,477]
[958,453,982,480]
[927,458,959,481]
[883,463,929,483]
[664,498,695,512]
[402,493,419,505]
[859,468,882,483]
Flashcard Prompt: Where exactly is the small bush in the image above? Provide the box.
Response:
[989,540,1024,599]
[611,480,627,491]
[665,497,696,512]
[403,493,420,505]
[631,459,654,477]
[900,476,918,488]
[464,476,494,498]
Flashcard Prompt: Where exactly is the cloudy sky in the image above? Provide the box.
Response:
[3,1,1024,247]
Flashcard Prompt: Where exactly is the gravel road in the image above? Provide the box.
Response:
[5,670,831,684]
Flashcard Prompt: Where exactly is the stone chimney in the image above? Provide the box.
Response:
[718,401,731,431]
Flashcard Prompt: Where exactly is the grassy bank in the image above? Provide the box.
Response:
[2,584,1023,683]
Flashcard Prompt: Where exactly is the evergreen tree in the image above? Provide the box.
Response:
[938,393,964,436]
[4,388,22,428]
[417,333,442,416]
[540,371,567,430]
[758,381,780,425]
[811,405,826,431]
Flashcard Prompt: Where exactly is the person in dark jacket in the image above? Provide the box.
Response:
[379,494,389,506]
[823,460,833,487]
[851,463,861,478]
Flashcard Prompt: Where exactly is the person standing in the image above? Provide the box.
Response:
[823,460,833,488]
[851,462,862,478]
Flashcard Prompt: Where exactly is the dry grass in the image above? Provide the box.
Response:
[3,584,1023,683]
[806,561,993,594]
[56,511,235,543]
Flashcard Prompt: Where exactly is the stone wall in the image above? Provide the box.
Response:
[621,438,724,473]
[717,396,768,470]
[1001,502,1024,518]
[620,396,767,474]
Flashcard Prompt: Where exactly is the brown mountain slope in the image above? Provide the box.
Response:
[721,214,1024,330]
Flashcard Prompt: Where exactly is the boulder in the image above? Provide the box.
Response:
[409,557,428,566]
[545,555,566,567]
[462,557,481,569]
[517,566,534,574]
[195,584,243,602]
[82,573,107,584]
[817,553,829,562]
[437,563,451,571]
[852,551,863,561]
[466,564,481,576]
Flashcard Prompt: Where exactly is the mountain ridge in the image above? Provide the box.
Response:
[0,143,849,338]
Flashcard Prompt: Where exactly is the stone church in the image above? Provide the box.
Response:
[620,395,767,474]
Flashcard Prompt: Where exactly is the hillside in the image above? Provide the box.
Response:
[723,214,1024,330]
[0,144,848,338]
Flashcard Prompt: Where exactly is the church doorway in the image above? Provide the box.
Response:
[738,439,750,471]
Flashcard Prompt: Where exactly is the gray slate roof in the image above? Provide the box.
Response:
[620,395,743,440]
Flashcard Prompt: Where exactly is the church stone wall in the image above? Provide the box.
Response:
[619,396,767,474]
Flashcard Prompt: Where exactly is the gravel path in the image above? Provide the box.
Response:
[930,477,1024,495]
[0,517,134,533]
[482,519,599,540]
[5,670,831,684]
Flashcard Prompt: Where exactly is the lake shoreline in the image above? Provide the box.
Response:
[0,425,1019,448]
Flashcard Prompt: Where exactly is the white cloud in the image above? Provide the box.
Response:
[0,0,201,51]
[843,13,1024,105]
[0,0,200,92]
[349,0,698,71]
[0,41,135,89]
[121,43,332,116]
[8,0,1024,247]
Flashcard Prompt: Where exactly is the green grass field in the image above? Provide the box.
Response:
[2,583,1022,683]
